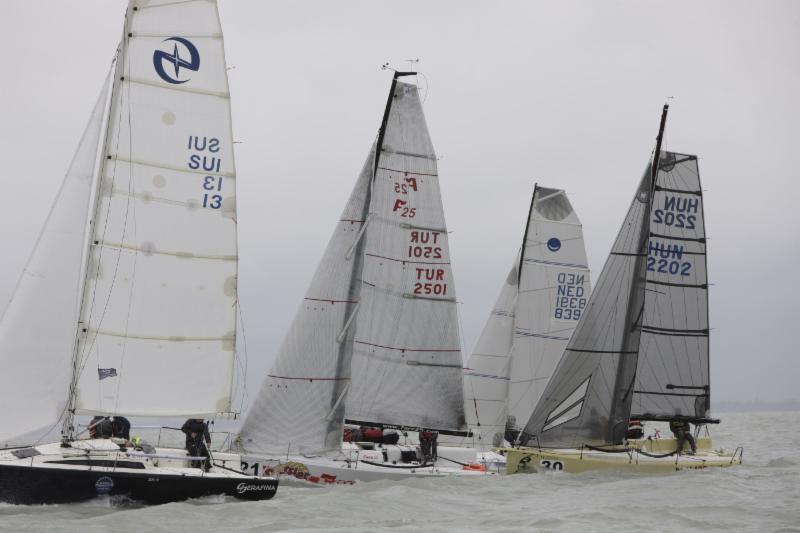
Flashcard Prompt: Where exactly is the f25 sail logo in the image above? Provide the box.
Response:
[153,37,200,84]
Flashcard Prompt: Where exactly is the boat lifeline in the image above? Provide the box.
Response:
[0,0,277,504]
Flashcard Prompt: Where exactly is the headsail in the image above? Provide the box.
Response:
[463,263,517,448]
[464,187,590,448]
[0,75,111,446]
[522,106,712,448]
[345,80,466,433]
[238,149,373,455]
[70,0,239,418]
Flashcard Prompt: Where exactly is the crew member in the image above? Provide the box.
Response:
[111,416,131,440]
[181,418,212,471]
[669,419,696,455]
[89,416,113,438]
[626,419,644,440]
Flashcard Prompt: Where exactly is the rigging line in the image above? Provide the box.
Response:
[235,299,250,415]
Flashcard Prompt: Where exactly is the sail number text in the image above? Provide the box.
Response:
[188,135,225,210]
[555,273,586,320]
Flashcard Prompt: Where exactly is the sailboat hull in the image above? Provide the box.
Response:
[501,437,742,474]
[241,443,494,485]
[0,441,278,505]
[0,463,277,505]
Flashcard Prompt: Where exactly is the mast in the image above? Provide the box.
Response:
[605,104,669,443]
[326,71,417,439]
[517,184,537,287]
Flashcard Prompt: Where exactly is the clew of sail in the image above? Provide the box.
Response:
[71,0,239,417]
[238,149,374,455]
[344,81,466,433]
[0,75,112,446]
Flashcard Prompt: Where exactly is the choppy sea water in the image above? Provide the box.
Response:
[1,411,798,533]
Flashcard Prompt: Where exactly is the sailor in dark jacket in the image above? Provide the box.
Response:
[669,419,697,455]
[181,418,212,471]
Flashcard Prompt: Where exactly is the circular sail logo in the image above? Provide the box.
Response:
[547,237,561,252]
[153,37,200,84]
[95,476,114,495]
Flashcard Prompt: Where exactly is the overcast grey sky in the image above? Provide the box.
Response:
[0,1,797,407]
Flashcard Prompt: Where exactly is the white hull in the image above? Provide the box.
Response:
[241,443,494,485]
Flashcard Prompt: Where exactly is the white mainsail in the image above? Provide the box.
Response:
[0,76,111,445]
[345,82,466,431]
[71,0,238,417]
[240,76,467,456]
[464,187,590,448]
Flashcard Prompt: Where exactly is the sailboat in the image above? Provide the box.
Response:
[235,71,490,484]
[460,185,591,471]
[503,105,743,473]
[0,0,277,504]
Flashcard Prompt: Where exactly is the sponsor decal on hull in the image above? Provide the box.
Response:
[236,482,277,494]
[95,476,114,494]
[277,461,355,485]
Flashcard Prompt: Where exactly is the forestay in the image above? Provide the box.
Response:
[72,0,239,417]
[345,81,466,432]
[0,76,111,446]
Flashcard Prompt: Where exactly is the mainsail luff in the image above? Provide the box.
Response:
[70,0,240,418]
[324,72,411,442]
[605,105,668,441]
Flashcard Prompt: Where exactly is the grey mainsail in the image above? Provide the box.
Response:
[521,106,712,448]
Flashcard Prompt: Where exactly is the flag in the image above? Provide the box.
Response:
[98,368,118,380]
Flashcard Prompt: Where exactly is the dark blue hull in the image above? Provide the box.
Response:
[0,463,278,505]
